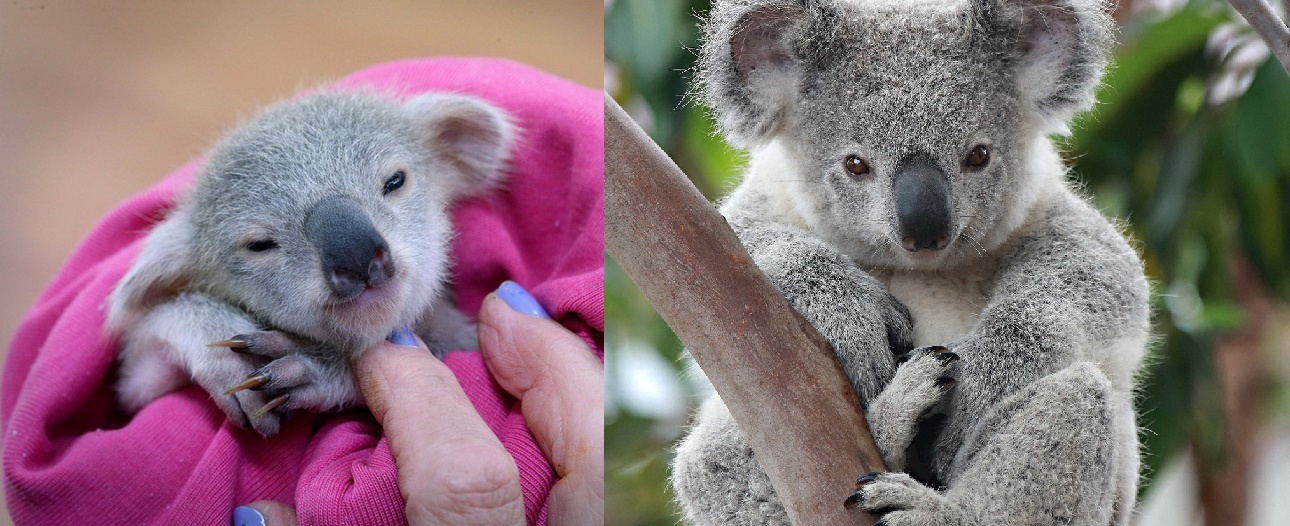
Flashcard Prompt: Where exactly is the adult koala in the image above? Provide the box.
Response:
[670,1,1150,525]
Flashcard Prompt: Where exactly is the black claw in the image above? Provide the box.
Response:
[936,351,960,365]
[844,489,865,509]
[926,345,950,353]
[895,351,913,365]
[873,520,889,526]
[854,472,881,488]
[935,375,958,389]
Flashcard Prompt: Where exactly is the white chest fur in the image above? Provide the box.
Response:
[872,267,994,348]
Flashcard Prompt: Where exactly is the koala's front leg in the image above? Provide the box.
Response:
[117,293,355,436]
[845,363,1120,526]
[215,331,359,420]
[728,215,913,405]
[671,215,917,524]
[865,346,959,472]
[934,199,1150,480]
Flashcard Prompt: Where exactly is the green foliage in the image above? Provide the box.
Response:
[607,0,1290,522]
[1071,3,1290,492]
[606,2,716,523]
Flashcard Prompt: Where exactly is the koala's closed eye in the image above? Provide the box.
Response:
[382,170,406,196]
[244,239,279,253]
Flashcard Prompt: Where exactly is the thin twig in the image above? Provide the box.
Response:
[1229,0,1290,75]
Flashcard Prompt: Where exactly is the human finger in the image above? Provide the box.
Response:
[356,329,524,525]
[478,282,604,525]
[232,501,297,526]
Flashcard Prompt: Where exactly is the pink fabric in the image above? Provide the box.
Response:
[2,58,604,525]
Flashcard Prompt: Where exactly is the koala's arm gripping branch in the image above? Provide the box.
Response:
[1229,0,1290,76]
[603,92,887,525]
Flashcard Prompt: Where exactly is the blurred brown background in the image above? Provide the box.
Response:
[0,0,601,522]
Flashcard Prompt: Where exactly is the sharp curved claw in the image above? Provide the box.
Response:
[844,489,865,509]
[208,335,251,351]
[224,373,270,395]
[252,394,290,419]
[854,472,881,488]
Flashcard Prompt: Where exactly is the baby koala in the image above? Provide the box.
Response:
[104,91,515,436]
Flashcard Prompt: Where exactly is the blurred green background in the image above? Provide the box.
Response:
[604,1,1290,525]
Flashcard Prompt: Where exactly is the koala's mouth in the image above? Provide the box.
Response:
[325,270,402,307]
[341,282,388,305]
[318,247,405,325]
[318,271,407,340]
[899,232,954,253]
[890,228,960,263]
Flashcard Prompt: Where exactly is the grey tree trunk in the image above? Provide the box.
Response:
[604,92,887,525]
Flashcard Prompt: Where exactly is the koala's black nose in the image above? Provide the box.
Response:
[893,155,953,252]
[304,196,397,299]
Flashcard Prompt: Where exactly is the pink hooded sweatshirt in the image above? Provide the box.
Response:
[2,58,604,525]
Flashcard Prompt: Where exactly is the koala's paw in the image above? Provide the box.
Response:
[867,346,958,469]
[207,331,357,436]
[890,346,959,404]
[844,472,971,526]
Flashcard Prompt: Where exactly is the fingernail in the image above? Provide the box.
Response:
[232,505,266,526]
[387,326,418,347]
[496,280,549,318]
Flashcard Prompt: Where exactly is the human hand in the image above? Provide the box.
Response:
[478,281,605,525]
[235,326,523,526]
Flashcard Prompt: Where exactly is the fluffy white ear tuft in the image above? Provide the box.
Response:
[404,93,516,200]
[980,0,1114,134]
[105,208,195,334]
[699,0,819,146]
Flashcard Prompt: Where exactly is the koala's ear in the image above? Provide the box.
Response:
[106,207,196,333]
[404,93,516,200]
[978,0,1114,134]
[699,0,820,147]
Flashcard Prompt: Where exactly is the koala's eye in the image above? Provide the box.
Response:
[964,145,991,170]
[383,171,406,195]
[843,155,871,178]
[244,239,279,253]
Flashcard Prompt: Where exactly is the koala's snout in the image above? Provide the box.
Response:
[304,196,397,300]
[893,155,952,252]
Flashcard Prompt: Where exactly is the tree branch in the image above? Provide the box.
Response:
[603,92,888,525]
[1229,0,1290,76]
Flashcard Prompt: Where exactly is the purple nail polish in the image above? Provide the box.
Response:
[232,505,266,526]
[387,326,418,347]
[497,280,549,318]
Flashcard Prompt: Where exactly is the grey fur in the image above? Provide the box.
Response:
[106,91,515,437]
[673,1,1149,525]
